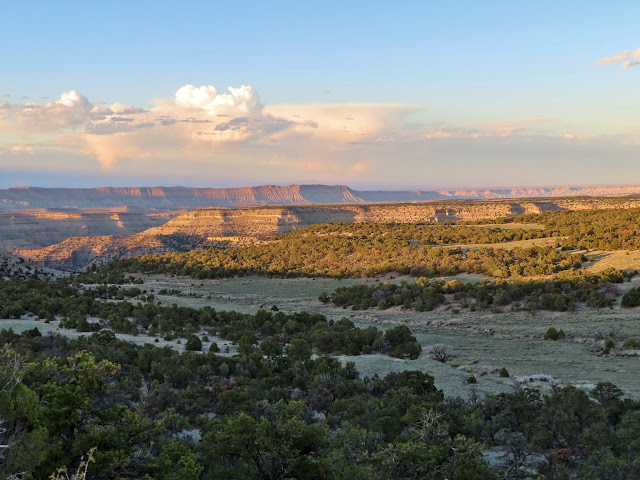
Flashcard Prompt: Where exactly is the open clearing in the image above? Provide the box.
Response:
[584,249,640,272]
[445,236,560,250]
[127,273,640,399]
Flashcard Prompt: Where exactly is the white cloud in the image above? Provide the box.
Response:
[17,90,92,127]
[596,48,640,69]
[175,84,262,116]
[175,85,218,108]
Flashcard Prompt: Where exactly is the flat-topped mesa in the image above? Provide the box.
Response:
[0,184,356,210]
[144,207,362,240]
[5,184,640,211]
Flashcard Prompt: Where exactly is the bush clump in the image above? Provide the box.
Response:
[185,335,203,351]
[544,327,566,341]
[621,287,640,307]
[624,338,640,349]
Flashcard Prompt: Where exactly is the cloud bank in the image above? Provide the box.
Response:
[2,81,630,187]
[0,84,427,170]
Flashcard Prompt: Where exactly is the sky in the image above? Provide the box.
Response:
[1,0,639,189]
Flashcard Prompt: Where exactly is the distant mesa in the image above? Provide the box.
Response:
[1,183,640,211]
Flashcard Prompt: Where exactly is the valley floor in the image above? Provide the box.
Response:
[48,273,640,399]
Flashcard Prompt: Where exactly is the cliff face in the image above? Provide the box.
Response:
[0,185,354,210]
[4,184,640,210]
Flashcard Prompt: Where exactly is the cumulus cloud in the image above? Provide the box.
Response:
[175,85,218,108]
[175,84,261,115]
[597,48,640,69]
[17,90,92,126]
[78,84,276,166]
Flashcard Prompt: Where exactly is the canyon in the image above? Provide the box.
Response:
[5,183,640,271]
[11,193,640,271]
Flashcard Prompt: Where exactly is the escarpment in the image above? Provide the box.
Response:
[4,183,640,211]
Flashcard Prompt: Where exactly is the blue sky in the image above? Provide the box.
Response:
[1,1,639,188]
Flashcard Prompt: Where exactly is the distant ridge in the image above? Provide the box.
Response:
[2,184,640,211]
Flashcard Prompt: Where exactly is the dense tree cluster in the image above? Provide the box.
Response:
[98,233,583,279]
[323,268,625,312]
[85,207,640,282]
[289,222,549,245]
[1,328,639,479]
